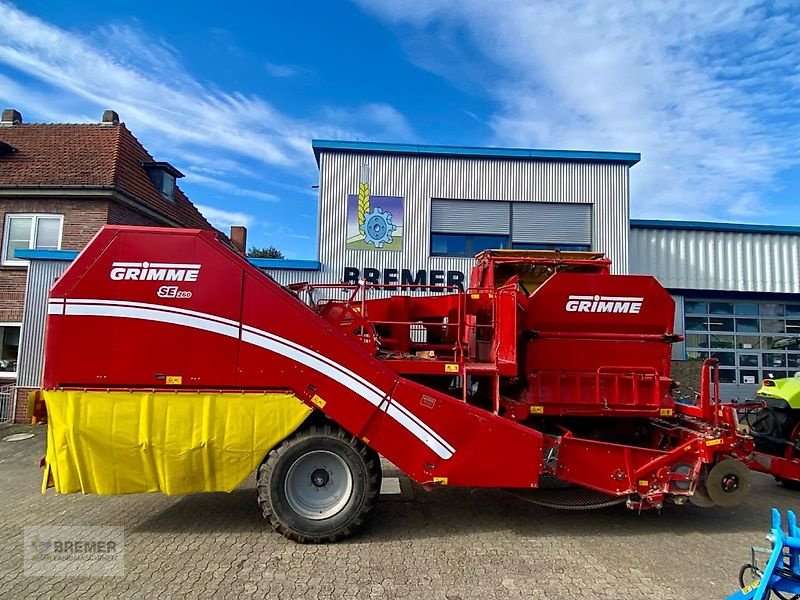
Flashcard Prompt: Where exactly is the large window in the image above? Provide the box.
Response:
[429,199,593,257]
[431,233,509,257]
[0,324,20,378]
[684,299,800,385]
[2,214,63,265]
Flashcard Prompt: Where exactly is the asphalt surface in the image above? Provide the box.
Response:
[1,423,799,599]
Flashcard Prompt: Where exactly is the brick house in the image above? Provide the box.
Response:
[0,108,214,415]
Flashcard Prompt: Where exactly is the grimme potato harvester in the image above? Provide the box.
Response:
[35,226,800,542]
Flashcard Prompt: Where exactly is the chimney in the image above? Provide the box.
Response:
[101,110,119,126]
[230,226,248,255]
[1,109,22,127]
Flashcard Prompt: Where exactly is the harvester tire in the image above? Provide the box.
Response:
[257,421,381,543]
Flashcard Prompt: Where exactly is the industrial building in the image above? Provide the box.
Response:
[11,139,800,421]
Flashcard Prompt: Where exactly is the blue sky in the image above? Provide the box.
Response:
[1,1,799,258]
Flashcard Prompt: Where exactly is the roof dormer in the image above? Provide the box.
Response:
[141,161,184,201]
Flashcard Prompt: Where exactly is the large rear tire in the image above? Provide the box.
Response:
[257,422,381,543]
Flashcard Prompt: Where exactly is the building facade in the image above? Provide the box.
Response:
[630,220,800,399]
[259,140,640,288]
[0,108,214,421]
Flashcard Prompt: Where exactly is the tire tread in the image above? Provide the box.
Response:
[257,422,381,543]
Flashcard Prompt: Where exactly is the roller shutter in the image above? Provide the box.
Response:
[512,203,592,244]
[430,199,510,235]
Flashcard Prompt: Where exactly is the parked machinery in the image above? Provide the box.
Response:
[34,227,800,542]
[744,360,800,490]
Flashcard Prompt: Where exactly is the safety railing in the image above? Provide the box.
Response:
[0,383,14,425]
[292,282,469,363]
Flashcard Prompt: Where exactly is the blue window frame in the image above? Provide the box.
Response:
[430,233,508,257]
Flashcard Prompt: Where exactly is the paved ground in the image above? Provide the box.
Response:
[1,423,798,600]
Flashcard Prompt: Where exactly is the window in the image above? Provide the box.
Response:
[710,302,734,315]
[740,370,759,384]
[761,319,785,333]
[683,298,800,388]
[161,172,176,200]
[684,301,707,314]
[431,233,508,257]
[711,351,736,366]
[142,161,182,202]
[735,318,759,333]
[685,333,709,348]
[760,303,784,316]
[708,317,734,332]
[429,199,592,257]
[2,214,63,265]
[710,334,734,349]
[739,354,759,367]
[764,353,787,368]
[685,317,708,331]
[734,303,758,316]
[0,324,20,377]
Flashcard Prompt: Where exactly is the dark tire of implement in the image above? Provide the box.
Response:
[257,421,381,543]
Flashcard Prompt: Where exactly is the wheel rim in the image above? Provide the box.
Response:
[284,450,354,520]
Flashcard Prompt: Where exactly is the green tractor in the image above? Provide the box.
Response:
[748,339,800,490]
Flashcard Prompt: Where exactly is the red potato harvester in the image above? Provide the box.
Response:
[33,226,800,543]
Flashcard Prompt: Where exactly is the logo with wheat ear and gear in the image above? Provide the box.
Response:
[347,164,403,251]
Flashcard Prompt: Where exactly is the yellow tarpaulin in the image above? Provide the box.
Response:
[43,390,312,495]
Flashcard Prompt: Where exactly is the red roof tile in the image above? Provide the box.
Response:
[0,122,212,230]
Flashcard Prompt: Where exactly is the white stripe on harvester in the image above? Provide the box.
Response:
[241,323,455,455]
[53,298,455,460]
[64,303,241,339]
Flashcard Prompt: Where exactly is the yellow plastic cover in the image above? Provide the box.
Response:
[42,390,312,495]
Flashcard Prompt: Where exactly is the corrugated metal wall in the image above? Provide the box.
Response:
[265,151,631,285]
[630,228,800,293]
[16,260,69,388]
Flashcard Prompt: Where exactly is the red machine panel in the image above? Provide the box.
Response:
[523,272,676,415]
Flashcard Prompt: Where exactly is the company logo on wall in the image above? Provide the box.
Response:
[346,164,403,251]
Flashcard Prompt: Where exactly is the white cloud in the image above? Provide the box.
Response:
[195,204,254,230]
[184,171,279,202]
[0,2,413,214]
[264,61,307,78]
[318,103,416,142]
[356,0,800,221]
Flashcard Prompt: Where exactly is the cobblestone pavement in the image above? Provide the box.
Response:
[1,423,799,600]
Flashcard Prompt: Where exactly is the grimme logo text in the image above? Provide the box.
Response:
[110,262,201,282]
[566,294,644,314]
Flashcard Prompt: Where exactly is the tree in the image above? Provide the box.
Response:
[247,245,284,259]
